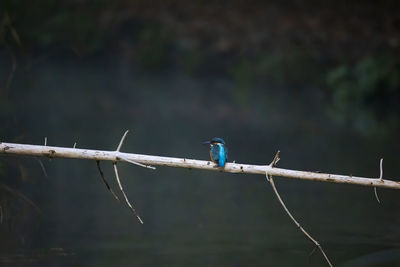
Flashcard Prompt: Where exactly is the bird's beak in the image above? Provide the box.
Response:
[202,141,211,145]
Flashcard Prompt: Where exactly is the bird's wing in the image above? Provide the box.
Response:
[210,145,220,161]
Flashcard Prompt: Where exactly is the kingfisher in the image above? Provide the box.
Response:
[203,137,228,167]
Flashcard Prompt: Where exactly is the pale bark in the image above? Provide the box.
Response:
[1,142,399,190]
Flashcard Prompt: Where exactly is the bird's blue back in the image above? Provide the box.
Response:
[210,143,227,167]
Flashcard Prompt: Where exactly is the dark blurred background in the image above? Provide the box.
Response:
[1,1,400,266]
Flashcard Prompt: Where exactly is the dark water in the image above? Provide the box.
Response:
[1,54,400,266]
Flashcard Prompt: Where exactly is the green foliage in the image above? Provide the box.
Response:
[2,1,108,53]
[228,58,254,105]
[228,48,316,105]
[256,53,285,85]
[326,54,400,136]
[179,49,204,74]
[136,26,172,70]
[0,1,399,139]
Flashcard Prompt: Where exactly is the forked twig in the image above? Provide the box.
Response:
[266,151,333,267]
[374,158,384,204]
[96,160,120,201]
[116,130,155,169]
[113,130,144,224]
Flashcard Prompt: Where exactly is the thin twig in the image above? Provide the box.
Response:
[113,163,143,224]
[266,151,333,267]
[374,158,384,204]
[35,158,48,178]
[34,137,49,176]
[1,12,20,95]
[308,246,318,265]
[73,142,77,148]
[118,154,156,170]
[270,151,280,166]
[96,160,120,201]
[374,188,381,204]
[4,45,16,93]
[0,183,42,215]
[116,130,129,152]
[115,130,155,169]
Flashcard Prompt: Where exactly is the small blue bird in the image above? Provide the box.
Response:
[203,137,228,167]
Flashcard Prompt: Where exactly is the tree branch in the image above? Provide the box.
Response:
[1,142,399,190]
[374,158,384,203]
[113,162,143,224]
[266,151,333,266]
[112,130,145,224]
[96,160,120,201]
[0,183,42,216]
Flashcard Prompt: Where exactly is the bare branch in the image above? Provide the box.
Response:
[269,150,280,167]
[267,150,280,181]
[374,187,381,204]
[268,176,333,266]
[118,154,156,170]
[4,47,16,92]
[266,151,333,267]
[308,246,318,265]
[374,158,384,204]
[116,130,129,152]
[35,158,48,178]
[0,183,42,216]
[1,142,400,190]
[309,246,318,258]
[113,163,143,224]
[1,138,398,265]
[96,160,120,201]
[115,130,156,169]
